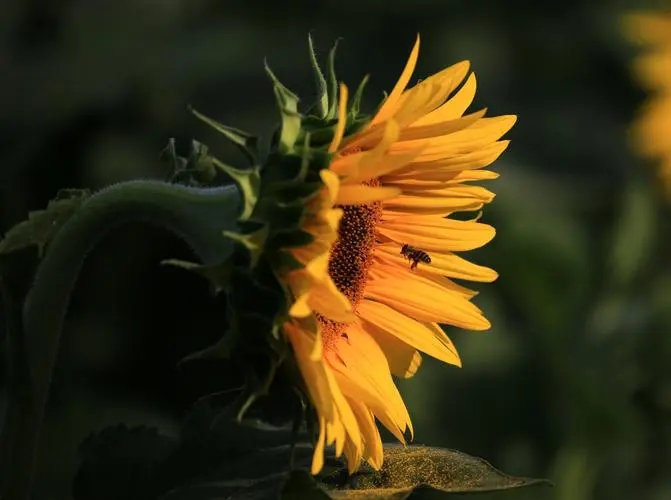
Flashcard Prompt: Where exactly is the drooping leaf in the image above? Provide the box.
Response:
[155,439,551,500]
[328,445,553,497]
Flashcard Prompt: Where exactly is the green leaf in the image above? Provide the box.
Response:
[157,443,551,500]
[328,445,553,497]
[0,188,91,258]
[190,107,259,165]
[308,34,329,119]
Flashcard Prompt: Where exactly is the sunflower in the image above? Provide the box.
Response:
[279,35,516,474]
[624,10,671,195]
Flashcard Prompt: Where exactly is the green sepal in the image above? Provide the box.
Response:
[344,116,371,139]
[249,203,308,243]
[265,63,302,154]
[223,223,269,269]
[269,230,315,251]
[211,157,260,221]
[227,263,286,329]
[273,182,324,206]
[307,33,329,119]
[272,250,305,274]
[350,74,370,119]
[325,38,342,120]
[236,352,283,422]
[261,151,311,187]
[161,258,232,294]
[189,106,259,165]
[178,330,236,365]
[297,113,371,149]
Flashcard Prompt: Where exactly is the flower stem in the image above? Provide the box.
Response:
[0,180,240,500]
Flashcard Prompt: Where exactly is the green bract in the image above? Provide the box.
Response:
[168,38,372,421]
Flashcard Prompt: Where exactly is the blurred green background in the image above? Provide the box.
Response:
[2,0,671,498]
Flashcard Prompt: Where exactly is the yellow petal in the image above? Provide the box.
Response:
[389,140,510,177]
[623,13,671,46]
[632,98,671,157]
[364,274,490,330]
[377,216,496,252]
[413,116,517,160]
[336,185,402,205]
[328,326,413,439]
[320,169,341,205]
[632,49,671,90]
[308,276,356,323]
[285,323,335,422]
[413,73,477,126]
[329,83,349,152]
[383,185,494,214]
[376,244,498,282]
[400,109,486,142]
[358,300,461,367]
[348,398,384,469]
[392,81,445,128]
[312,417,327,474]
[385,170,499,189]
[362,319,423,378]
[340,120,402,182]
[372,34,421,125]
[286,323,362,462]
[393,62,472,127]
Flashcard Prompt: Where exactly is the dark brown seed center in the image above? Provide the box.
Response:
[319,180,382,352]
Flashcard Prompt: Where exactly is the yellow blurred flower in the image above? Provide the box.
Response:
[281,35,516,474]
[624,10,671,194]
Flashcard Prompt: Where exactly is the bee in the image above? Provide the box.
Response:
[400,244,431,270]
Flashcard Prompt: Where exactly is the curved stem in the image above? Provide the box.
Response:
[1,180,240,500]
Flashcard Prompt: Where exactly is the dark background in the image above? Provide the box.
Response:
[2,0,671,498]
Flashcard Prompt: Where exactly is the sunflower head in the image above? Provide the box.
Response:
[180,34,515,476]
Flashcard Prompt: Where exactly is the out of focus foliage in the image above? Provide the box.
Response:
[2,0,671,499]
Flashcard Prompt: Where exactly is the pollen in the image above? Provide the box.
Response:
[319,179,382,352]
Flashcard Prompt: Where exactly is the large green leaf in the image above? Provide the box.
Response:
[156,441,551,499]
